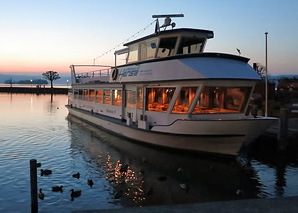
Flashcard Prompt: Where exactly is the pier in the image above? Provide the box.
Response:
[0,86,69,94]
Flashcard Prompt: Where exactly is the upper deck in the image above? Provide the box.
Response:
[71,15,259,85]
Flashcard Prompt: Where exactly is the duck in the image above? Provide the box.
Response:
[72,172,80,179]
[87,179,94,187]
[38,188,44,200]
[41,169,52,176]
[70,189,81,200]
[52,185,63,192]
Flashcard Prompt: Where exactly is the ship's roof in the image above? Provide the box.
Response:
[124,28,214,46]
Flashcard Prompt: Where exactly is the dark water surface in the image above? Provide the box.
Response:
[1,93,298,212]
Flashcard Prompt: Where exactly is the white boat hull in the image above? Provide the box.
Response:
[67,106,276,156]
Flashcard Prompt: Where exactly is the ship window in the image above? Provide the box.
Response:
[146,87,176,112]
[127,44,139,63]
[172,87,197,114]
[137,87,143,109]
[178,37,205,54]
[79,89,83,100]
[192,87,251,114]
[112,89,122,106]
[89,89,95,102]
[157,37,177,58]
[140,38,158,60]
[126,90,136,108]
[103,90,111,105]
[95,90,103,103]
[83,90,88,101]
[74,90,79,99]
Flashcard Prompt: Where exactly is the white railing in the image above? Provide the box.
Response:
[70,65,112,83]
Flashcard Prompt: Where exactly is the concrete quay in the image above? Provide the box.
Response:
[0,86,68,94]
[74,196,298,213]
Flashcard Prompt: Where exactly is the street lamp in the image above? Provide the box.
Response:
[30,79,33,88]
[265,32,268,118]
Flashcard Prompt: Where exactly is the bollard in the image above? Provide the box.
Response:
[278,108,289,151]
[30,159,38,213]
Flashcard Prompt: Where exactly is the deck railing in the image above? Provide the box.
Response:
[70,65,112,83]
[75,68,111,79]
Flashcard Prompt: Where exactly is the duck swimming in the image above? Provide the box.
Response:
[87,179,94,187]
[72,172,80,179]
[38,188,44,200]
[52,185,63,192]
[70,189,81,201]
[41,169,52,176]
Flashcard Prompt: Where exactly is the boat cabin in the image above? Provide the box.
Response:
[116,28,214,65]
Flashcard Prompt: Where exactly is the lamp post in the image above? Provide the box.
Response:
[30,79,33,88]
[265,32,268,118]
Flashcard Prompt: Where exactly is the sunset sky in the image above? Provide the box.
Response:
[0,0,297,76]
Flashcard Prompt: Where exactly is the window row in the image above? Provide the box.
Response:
[145,86,251,114]
[74,86,251,114]
[74,89,122,106]
[127,36,206,63]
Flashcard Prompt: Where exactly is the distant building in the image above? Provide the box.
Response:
[277,82,298,91]
[253,81,275,100]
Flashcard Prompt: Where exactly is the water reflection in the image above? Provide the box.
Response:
[67,114,264,207]
[249,135,298,198]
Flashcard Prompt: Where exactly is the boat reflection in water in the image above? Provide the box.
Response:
[67,114,265,207]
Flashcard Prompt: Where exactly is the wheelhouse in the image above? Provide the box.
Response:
[117,28,214,65]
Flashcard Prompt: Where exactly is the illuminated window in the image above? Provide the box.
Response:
[137,87,143,109]
[172,87,197,113]
[126,90,136,108]
[89,89,95,102]
[146,87,176,112]
[95,90,103,103]
[112,90,122,106]
[192,87,251,114]
[157,37,177,58]
[83,90,88,101]
[103,90,111,105]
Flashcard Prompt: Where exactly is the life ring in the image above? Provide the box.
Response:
[112,68,118,81]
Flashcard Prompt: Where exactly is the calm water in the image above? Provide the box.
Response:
[1,93,298,212]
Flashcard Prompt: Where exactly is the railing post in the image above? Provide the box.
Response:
[30,159,38,213]
[278,108,289,151]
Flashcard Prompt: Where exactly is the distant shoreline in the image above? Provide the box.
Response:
[0,87,69,94]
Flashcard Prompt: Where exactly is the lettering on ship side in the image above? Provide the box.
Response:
[118,68,139,80]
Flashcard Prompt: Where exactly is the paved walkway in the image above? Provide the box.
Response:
[74,196,298,213]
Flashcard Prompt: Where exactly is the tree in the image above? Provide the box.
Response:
[42,71,61,89]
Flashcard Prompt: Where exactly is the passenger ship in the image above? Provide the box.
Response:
[66,14,277,156]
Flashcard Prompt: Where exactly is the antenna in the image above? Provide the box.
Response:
[152,14,184,33]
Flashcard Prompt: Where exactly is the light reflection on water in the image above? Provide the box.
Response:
[1,93,298,212]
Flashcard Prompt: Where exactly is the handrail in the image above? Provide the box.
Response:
[70,64,112,79]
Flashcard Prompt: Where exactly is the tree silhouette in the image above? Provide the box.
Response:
[42,71,61,89]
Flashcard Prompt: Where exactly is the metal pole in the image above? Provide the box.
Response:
[265,32,268,117]
[30,159,38,213]
[278,108,289,151]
